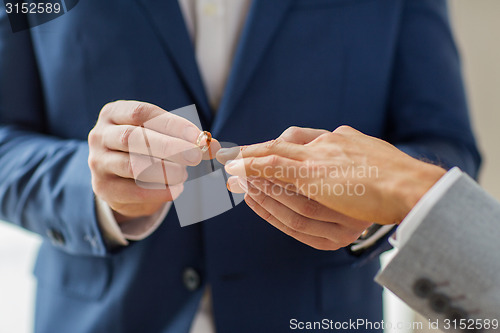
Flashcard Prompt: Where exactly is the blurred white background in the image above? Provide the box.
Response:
[1,1,499,332]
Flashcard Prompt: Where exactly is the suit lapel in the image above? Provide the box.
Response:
[134,0,212,125]
[212,0,294,135]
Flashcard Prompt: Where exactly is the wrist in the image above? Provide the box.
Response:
[107,201,166,224]
[394,161,446,223]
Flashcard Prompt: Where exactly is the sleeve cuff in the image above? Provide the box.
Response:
[95,196,171,247]
[390,166,463,249]
[350,224,397,253]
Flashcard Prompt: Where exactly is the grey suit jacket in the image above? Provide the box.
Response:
[376,173,500,332]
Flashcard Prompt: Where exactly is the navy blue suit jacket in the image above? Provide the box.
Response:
[0,0,480,332]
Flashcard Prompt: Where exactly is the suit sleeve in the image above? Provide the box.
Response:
[0,12,108,256]
[351,0,481,261]
[375,174,500,328]
[386,0,481,178]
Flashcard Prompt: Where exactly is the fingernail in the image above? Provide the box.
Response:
[237,177,248,192]
[217,148,229,156]
[183,148,201,164]
[226,176,242,193]
[183,127,200,143]
[225,159,243,171]
[218,147,241,159]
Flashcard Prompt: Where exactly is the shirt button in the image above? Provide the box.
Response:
[412,278,436,298]
[429,293,451,313]
[46,228,65,246]
[183,268,201,291]
[203,2,219,16]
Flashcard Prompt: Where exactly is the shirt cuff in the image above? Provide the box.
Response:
[349,224,396,252]
[389,166,463,249]
[95,196,171,247]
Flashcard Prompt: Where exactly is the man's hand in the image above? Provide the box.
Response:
[219,126,372,251]
[219,126,445,226]
[232,176,372,251]
[88,100,219,223]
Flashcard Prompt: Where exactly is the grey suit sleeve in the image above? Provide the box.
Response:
[376,173,500,332]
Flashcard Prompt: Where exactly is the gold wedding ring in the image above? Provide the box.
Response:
[196,131,212,153]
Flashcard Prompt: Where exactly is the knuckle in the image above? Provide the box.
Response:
[88,128,101,147]
[239,145,250,158]
[129,103,151,124]
[261,209,273,223]
[245,157,259,176]
[265,155,279,168]
[254,191,267,206]
[316,132,335,142]
[161,141,173,159]
[88,130,96,144]
[88,154,99,171]
[333,125,354,135]
[122,157,134,177]
[120,126,134,147]
[282,126,301,140]
[161,114,173,133]
[99,102,114,118]
[264,138,283,151]
[288,214,307,232]
[300,199,320,217]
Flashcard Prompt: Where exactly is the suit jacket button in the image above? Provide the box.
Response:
[183,268,201,291]
[445,307,468,321]
[429,293,450,313]
[46,228,65,246]
[413,278,435,298]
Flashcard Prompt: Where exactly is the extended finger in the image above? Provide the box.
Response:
[249,178,371,231]
[97,176,184,204]
[101,151,188,185]
[246,182,346,239]
[217,138,307,165]
[226,176,246,193]
[279,126,330,144]
[224,155,303,182]
[244,195,341,251]
[105,101,202,143]
[103,125,202,165]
